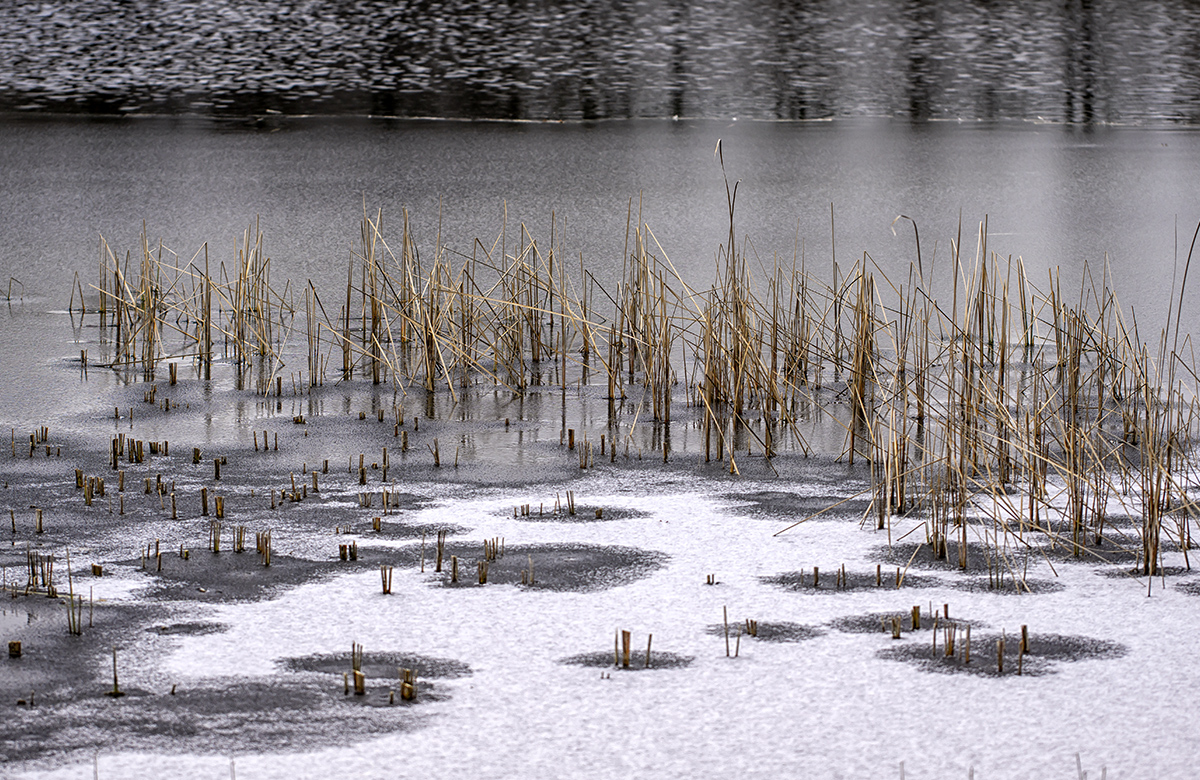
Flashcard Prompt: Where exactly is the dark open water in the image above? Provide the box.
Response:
[3,0,1200,124]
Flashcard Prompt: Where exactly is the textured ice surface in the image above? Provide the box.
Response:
[8,470,1199,780]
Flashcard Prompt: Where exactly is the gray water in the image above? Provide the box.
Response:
[3,116,1198,302]
[3,115,1200,429]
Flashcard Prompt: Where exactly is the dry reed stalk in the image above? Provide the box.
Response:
[83,207,1200,585]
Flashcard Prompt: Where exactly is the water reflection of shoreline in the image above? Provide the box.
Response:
[1,0,1199,123]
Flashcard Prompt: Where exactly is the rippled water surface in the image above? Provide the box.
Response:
[4,0,1200,123]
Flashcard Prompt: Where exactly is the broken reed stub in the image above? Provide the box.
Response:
[399,668,417,701]
[105,647,124,698]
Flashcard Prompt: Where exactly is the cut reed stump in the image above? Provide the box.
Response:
[351,642,365,695]
[257,530,272,566]
[399,668,417,701]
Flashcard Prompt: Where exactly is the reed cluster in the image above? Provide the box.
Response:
[79,202,1199,582]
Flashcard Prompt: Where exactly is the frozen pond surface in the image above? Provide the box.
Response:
[4,466,1200,779]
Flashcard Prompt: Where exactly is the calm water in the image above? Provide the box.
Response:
[3,116,1200,428]
[2,116,1199,302]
